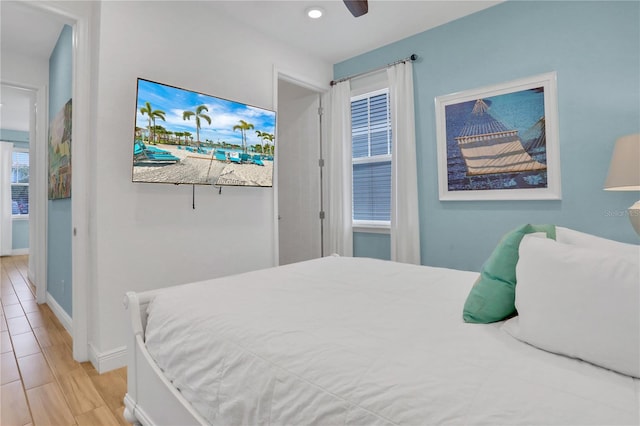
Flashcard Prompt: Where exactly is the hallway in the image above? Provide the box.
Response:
[1,255,130,425]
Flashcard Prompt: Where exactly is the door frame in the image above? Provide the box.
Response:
[0,80,47,298]
[0,83,39,261]
[27,0,93,362]
[273,67,327,265]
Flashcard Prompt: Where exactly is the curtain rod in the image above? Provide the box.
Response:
[330,54,418,86]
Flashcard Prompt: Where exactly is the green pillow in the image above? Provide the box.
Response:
[463,224,556,323]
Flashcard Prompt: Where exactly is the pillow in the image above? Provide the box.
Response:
[556,226,639,263]
[503,235,640,378]
[462,224,556,323]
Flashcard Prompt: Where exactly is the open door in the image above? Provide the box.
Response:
[277,78,323,265]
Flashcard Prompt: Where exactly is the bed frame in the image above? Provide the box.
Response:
[123,290,207,426]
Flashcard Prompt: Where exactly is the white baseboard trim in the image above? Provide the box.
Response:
[46,292,72,334]
[89,343,127,374]
[11,248,29,255]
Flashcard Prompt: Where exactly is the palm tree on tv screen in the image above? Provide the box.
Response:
[174,131,183,145]
[139,102,166,145]
[233,120,255,154]
[183,105,211,151]
[255,130,274,156]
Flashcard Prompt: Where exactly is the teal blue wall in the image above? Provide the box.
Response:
[48,25,73,317]
[0,129,28,144]
[12,220,29,250]
[335,1,640,271]
[1,129,30,251]
[353,232,390,260]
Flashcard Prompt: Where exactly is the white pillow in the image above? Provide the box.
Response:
[503,235,640,378]
[556,226,639,263]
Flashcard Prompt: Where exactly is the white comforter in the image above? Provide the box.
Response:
[144,256,639,425]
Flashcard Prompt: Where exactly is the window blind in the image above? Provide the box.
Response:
[11,151,29,215]
[351,90,391,223]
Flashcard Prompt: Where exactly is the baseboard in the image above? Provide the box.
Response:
[46,295,127,374]
[89,343,127,374]
[124,393,153,425]
[46,292,72,334]
[11,248,29,255]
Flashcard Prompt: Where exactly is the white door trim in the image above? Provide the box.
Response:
[0,81,48,306]
[273,67,327,266]
[27,0,94,362]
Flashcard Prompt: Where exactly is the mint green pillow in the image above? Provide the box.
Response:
[463,224,556,323]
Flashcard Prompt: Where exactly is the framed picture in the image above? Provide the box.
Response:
[435,72,561,201]
[48,98,72,200]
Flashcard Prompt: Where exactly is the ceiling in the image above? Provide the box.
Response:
[0,0,501,132]
[1,1,68,132]
[207,0,502,64]
[0,85,32,132]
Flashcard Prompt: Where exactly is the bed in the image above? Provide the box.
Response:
[123,229,640,426]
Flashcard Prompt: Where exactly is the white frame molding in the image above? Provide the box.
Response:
[26,0,94,362]
[350,87,392,230]
[272,66,327,265]
[0,81,47,302]
[435,71,561,201]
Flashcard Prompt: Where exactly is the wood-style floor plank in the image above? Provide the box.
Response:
[3,302,24,319]
[43,343,82,380]
[26,382,76,426]
[1,351,20,385]
[58,367,105,416]
[16,352,55,389]
[32,324,66,348]
[25,310,46,329]
[1,380,32,426]
[20,299,40,314]
[1,292,20,306]
[75,405,120,426]
[1,330,12,354]
[2,255,132,425]
[11,331,41,358]
[88,368,128,412]
[6,315,31,336]
[111,405,131,426]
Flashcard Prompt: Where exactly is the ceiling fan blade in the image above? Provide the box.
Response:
[343,0,368,17]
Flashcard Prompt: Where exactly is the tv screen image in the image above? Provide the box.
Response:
[133,78,276,187]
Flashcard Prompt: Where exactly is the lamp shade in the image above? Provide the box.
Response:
[604,134,640,191]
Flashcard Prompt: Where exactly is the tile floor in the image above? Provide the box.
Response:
[1,255,130,425]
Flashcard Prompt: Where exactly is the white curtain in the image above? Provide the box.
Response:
[0,142,13,256]
[327,80,353,257]
[387,62,421,264]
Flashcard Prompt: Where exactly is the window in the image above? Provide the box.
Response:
[351,89,391,226]
[11,150,29,216]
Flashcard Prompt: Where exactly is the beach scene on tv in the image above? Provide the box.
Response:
[133,79,276,187]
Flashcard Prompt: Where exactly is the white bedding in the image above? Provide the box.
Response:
[144,256,639,425]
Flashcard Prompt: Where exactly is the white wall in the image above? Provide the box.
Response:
[1,50,49,87]
[91,1,332,365]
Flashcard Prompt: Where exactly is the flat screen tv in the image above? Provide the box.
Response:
[133,78,276,187]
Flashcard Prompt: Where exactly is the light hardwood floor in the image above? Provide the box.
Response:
[1,255,131,425]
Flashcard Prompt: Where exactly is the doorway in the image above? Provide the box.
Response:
[1,1,93,362]
[276,78,324,265]
[0,84,35,259]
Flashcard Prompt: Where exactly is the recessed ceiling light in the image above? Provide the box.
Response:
[306,7,324,19]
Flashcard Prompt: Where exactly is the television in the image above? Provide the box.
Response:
[133,78,276,187]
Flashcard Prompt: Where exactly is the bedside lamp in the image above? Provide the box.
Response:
[604,134,640,235]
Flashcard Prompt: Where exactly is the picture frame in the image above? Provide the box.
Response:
[48,98,72,200]
[435,72,561,201]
